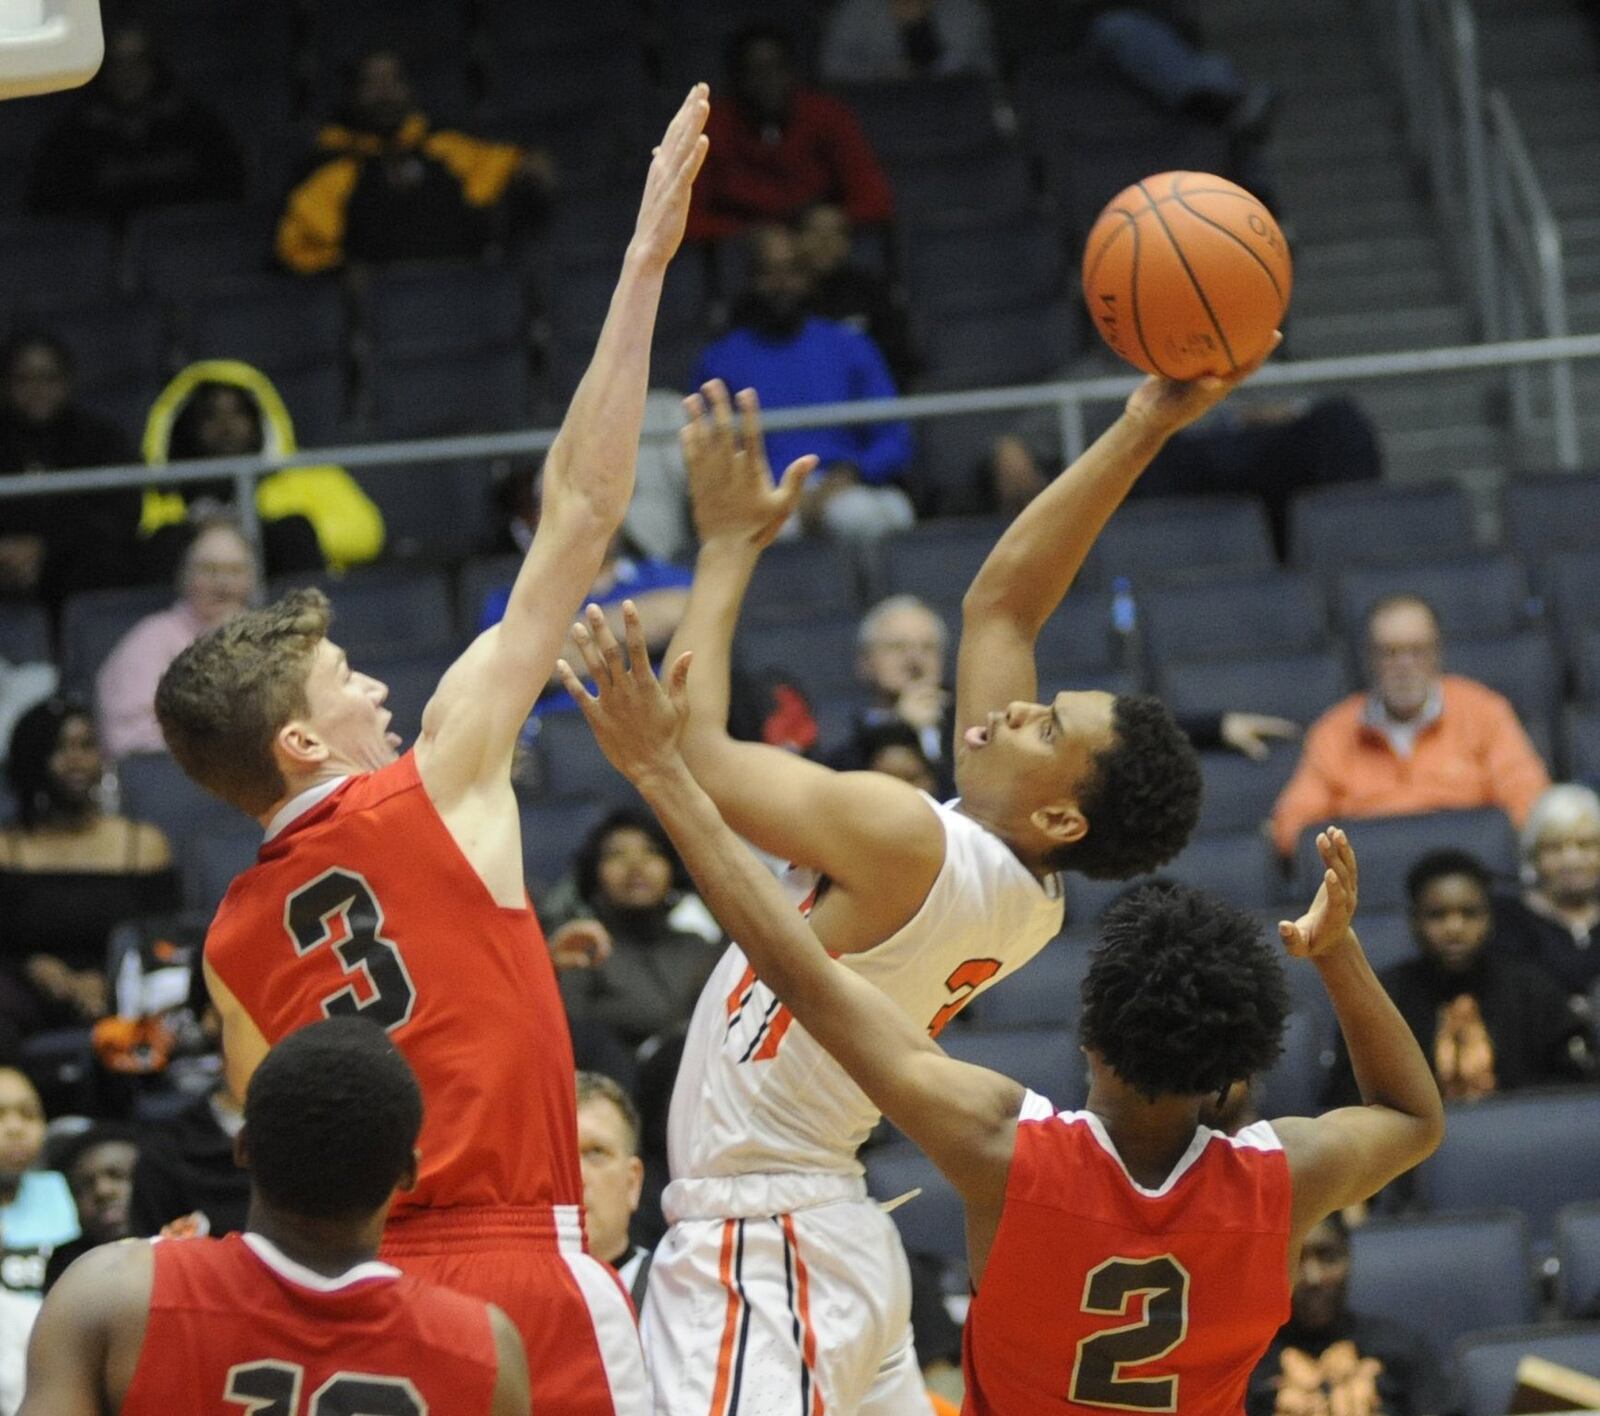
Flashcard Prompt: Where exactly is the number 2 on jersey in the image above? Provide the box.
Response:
[226,1361,426,1416]
[285,869,416,1031]
[1069,1255,1191,1412]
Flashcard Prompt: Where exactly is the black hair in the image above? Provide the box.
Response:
[1081,882,1288,1101]
[52,1122,140,1180]
[1,329,73,381]
[1405,848,1493,908]
[573,807,690,907]
[856,719,935,770]
[167,381,264,462]
[243,1018,422,1221]
[1049,695,1202,880]
[726,22,796,77]
[5,696,96,829]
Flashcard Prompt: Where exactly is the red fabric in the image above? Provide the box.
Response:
[962,1111,1292,1416]
[205,752,582,1218]
[121,1233,498,1415]
[687,89,895,240]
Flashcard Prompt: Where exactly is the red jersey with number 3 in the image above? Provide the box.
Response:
[963,1092,1292,1416]
[121,1232,498,1416]
[205,752,581,1217]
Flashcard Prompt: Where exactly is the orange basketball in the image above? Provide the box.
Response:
[1081,171,1292,380]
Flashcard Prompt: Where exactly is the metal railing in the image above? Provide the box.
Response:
[4,335,1598,538]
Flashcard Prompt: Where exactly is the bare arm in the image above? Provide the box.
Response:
[1271,829,1446,1237]
[957,350,1277,738]
[415,86,710,808]
[205,959,270,1103]
[488,1306,532,1416]
[20,1241,153,1416]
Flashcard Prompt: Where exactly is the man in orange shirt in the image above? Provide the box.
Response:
[1272,594,1549,855]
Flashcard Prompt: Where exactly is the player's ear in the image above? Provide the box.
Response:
[275,718,329,771]
[626,1155,645,1211]
[1031,801,1087,848]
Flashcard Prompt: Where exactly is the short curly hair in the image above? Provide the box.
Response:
[1049,696,1202,880]
[1081,882,1288,1101]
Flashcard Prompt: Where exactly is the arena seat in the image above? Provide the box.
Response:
[1539,547,1600,651]
[904,214,1062,318]
[1255,1010,1329,1119]
[1454,1324,1600,1416]
[1348,1212,1536,1351]
[1575,626,1600,704]
[941,1026,1087,1111]
[1161,830,1278,911]
[1566,704,1600,779]
[1444,629,1563,748]
[518,797,610,894]
[1096,496,1277,587]
[119,752,238,860]
[304,0,468,74]
[864,1144,967,1264]
[364,262,527,361]
[743,540,860,624]
[59,585,171,692]
[1160,649,1351,728]
[1335,553,1531,641]
[367,348,530,438]
[1195,750,1298,835]
[965,940,1090,1031]
[1294,808,1518,910]
[16,298,167,402]
[269,568,454,659]
[358,653,452,747]
[0,218,115,303]
[0,602,50,665]
[1034,591,1124,679]
[528,711,637,807]
[266,362,347,446]
[836,76,1002,164]
[1289,481,1477,572]
[1143,573,1330,663]
[890,146,1036,226]
[1347,909,1415,973]
[183,275,346,375]
[915,408,1020,517]
[921,298,1077,392]
[126,204,277,298]
[880,519,1010,611]
[455,554,524,639]
[188,822,262,913]
[1502,471,1600,560]
[737,614,862,697]
[1557,1203,1600,1319]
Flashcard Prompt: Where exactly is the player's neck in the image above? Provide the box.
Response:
[258,766,354,831]
[1086,1082,1205,1190]
[247,1200,386,1280]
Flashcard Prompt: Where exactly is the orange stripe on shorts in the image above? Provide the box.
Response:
[707,1219,742,1416]
[781,1214,826,1416]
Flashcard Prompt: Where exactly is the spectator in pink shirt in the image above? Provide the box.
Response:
[95,519,257,760]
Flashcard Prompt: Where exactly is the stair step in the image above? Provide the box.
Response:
[1353,373,1500,430]
[1294,232,1443,276]
[1385,422,1511,480]
[1292,194,1433,242]
[1274,125,1405,167]
[1279,161,1419,205]
[1289,301,1474,357]
[1291,262,1454,315]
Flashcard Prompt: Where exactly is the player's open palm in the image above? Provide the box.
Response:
[629,84,711,272]
[681,381,817,548]
[1279,826,1359,959]
[558,601,692,783]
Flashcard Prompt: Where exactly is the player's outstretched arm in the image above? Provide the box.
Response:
[415,85,710,807]
[956,341,1278,740]
[1270,828,1446,1238]
[488,1306,532,1416]
[558,608,1022,1209]
[20,1241,154,1416]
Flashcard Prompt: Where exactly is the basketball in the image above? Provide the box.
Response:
[1081,171,1292,381]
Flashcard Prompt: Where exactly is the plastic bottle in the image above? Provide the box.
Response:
[0,0,102,101]
[1109,576,1144,690]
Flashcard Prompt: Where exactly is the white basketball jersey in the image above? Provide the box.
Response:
[667,798,1065,1187]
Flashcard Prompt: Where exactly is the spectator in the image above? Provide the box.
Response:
[0,333,142,607]
[41,1123,139,1292]
[688,26,895,241]
[1324,849,1594,1106]
[139,360,384,578]
[27,22,245,220]
[1246,1213,1448,1416]
[95,518,258,761]
[821,0,998,83]
[277,48,553,274]
[1495,784,1600,1003]
[856,719,940,795]
[0,1068,77,1298]
[795,203,919,388]
[575,1072,650,1308]
[0,699,179,1046]
[694,227,915,543]
[554,810,723,1052]
[1272,594,1550,856]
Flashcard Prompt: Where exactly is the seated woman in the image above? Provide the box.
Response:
[0,700,179,1045]
[1495,783,1600,1004]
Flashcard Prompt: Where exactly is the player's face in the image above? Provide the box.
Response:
[1532,816,1600,904]
[858,606,944,698]
[595,827,674,911]
[300,639,400,771]
[577,1099,643,1267]
[1366,602,1441,722]
[0,1071,45,1179]
[1291,1220,1350,1331]
[68,1140,139,1242]
[1411,874,1493,975]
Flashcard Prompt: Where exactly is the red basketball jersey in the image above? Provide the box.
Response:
[963,1092,1292,1416]
[121,1233,499,1415]
[205,753,581,1218]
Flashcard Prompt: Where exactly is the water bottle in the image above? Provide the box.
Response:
[0,0,102,100]
[1108,576,1145,690]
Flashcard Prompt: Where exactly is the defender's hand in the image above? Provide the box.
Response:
[681,381,816,547]
[1279,827,1359,959]
[628,84,711,272]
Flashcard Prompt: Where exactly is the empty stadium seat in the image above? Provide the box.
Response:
[1159,649,1351,728]
[365,262,527,360]
[188,822,262,913]
[519,797,610,893]
[737,614,862,697]
[1295,808,1518,910]
[965,941,1090,1031]
[1143,573,1329,663]
[1349,910,1415,974]
[1502,472,1600,559]
[880,520,1010,610]
[921,300,1077,392]
[941,1025,1086,1110]
[888,145,1037,227]
[1195,750,1298,835]
[1097,497,1276,586]
[915,408,1020,517]
[1558,1203,1600,1319]
[743,540,860,624]
[1445,629,1563,746]
[1539,547,1600,650]
[267,362,347,445]
[1576,626,1600,703]
[1335,553,1531,641]
[119,752,237,858]
[16,298,167,402]
[1255,1010,1330,1119]
[0,602,50,665]
[1455,1323,1600,1416]
[59,585,170,691]
[125,204,276,297]
[185,276,345,374]
[1567,704,1600,781]
[528,710,636,806]
[1348,1212,1536,1350]
[865,1144,966,1264]
[904,214,1062,317]
[273,568,454,659]
[1036,592,1126,679]
[1289,481,1476,572]
[1161,830,1277,910]
[1418,1090,1600,1246]
[358,460,499,562]
[367,349,531,438]
[455,554,524,638]
[482,31,652,118]
[837,76,1003,163]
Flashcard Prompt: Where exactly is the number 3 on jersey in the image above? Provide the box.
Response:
[1069,1255,1191,1412]
[285,869,416,1031]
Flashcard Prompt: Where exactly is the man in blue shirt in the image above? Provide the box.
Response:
[694,225,916,542]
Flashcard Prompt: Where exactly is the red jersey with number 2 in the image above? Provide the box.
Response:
[963,1092,1292,1416]
[121,1232,498,1416]
[205,752,581,1217]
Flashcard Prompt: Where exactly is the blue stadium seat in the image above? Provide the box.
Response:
[1540,547,1600,652]
[125,204,276,297]
[1289,481,1476,572]
[1335,553,1531,641]
[880,520,1009,611]
[1036,592,1122,678]
[1160,830,1277,910]
[836,76,1003,163]
[942,1025,1087,1110]
[892,145,1036,227]
[1295,808,1518,910]
[922,299,1077,392]
[0,219,115,303]
[1455,1324,1600,1416]
[1159,649,1351,728]
[965,940,1089,1031]
[1143,573,1329,663]
[518,797,610,894]
[272,568,454,659]
[528,711,636,807]
[188,822,262,913]
[16,298,167,402]
[1576,626,1600,704]
[267,362,347,446]
[916,409,1020,517]
[484,32,651,119]
[1567,704,1600,781]
[0,603,50,665]
[455,554,524,639]
[1445,630,1563,746]
[865,1144,966,1264]
[1350,910,1415,974]
[1255,1010,1330,1119]
[358,460,498,562]
[1558,1202,1600,1319]
[119,752,237,859]
[184,276,345,374]
[904,214,1062,318]
[737,614,862,697]
[1196,750,1297,835]
[1502,472,1600,560]
[365,262,527,360]
[59,585,171,691]
[1098,497,1276,587]
[360,653,452,747]
[1418,1091,1600,1247]
[368,349,530,437]
[742,541,860,626]
[1348,1212,1536,1351]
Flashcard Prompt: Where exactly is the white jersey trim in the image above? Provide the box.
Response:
[241,1232,400,1291]
[262,776,349,842]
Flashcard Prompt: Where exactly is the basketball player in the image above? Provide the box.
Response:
[557,616,1446,1416]
[20,1018,530,1416]
[148,86,711,1415]
[619,357,1270,1411]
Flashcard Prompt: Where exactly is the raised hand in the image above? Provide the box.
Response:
[680,381,817,547]
[629,84,711,273]
[557,600,693,783]
[1124,331,1283,438]
[1279,827,1359,959]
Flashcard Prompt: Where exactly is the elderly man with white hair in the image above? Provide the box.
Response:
[1495,783,1600,1005]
